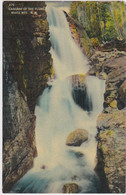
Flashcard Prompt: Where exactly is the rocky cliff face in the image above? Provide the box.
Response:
[3,1,52,192]
[96,109,126,193]
[89,50,126,193]
[3,77,36,192]
[3,1,52,112]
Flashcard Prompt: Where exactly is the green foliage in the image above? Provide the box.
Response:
[69,2,78,20]
[90,37,100,48]
[69,1,126,43]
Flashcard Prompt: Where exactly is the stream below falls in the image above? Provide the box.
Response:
[10,6,105,193]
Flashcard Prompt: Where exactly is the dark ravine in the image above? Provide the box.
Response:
[66,12,126,193]
[3,1,52,192]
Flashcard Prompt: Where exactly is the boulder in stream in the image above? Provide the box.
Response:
[66,129,88,146]
[67,73,86,89]
[62,183,79,193]
[67,74,93,112]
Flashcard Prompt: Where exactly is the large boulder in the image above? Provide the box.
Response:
[66,129,88,146]
[67,74,92,112]
[62,183,79,193]
[67,74,86,89]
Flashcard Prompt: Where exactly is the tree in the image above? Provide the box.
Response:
[69,2,78,20]
[69,1,126,43]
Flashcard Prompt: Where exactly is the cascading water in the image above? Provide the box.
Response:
[11,5,105,193]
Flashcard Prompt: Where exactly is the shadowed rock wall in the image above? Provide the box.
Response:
[3,1,52,192]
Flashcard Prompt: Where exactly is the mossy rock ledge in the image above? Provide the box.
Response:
[66,129,88,146]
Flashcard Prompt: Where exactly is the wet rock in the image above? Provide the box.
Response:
[68,74,93,112]
[68,150,84,158]
[75,151,84,158]
[62,183,79,193]
[67,74,86,89]
[71,175,78,181]
[66,129,88,146]
[98,72,108,80]
[41,165,46,169]
[88,67,96,76]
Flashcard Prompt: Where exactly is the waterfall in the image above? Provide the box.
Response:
[10,5,105,193]
[47,6,89,79]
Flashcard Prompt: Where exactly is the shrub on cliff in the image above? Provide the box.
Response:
[90,37,100,48]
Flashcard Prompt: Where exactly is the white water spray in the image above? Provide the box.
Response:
[11,6,105,193]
